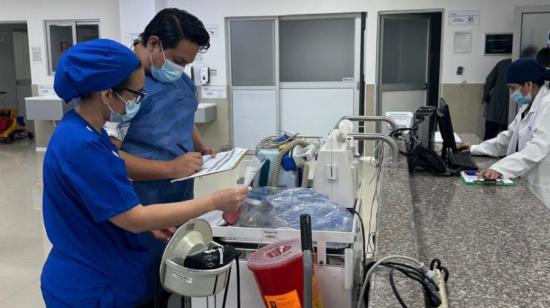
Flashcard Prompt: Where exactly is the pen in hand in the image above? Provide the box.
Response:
[176,143,189,154]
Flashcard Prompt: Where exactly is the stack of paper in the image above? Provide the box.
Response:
[171,148,248,182]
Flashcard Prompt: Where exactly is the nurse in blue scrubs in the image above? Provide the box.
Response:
[41,39,247,307]
[104,9,218,306]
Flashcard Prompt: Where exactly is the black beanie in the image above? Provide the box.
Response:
[507,57,550,85]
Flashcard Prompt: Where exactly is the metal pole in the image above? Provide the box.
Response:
[300,214,313,308]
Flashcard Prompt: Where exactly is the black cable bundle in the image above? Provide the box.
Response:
[364,258,449,308]
[388,120,424,157]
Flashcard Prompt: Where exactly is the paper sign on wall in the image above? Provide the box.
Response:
[37,84,56,96]
[201,86,226,99]
[449,10,480,26]
[31,47,43,64]
[454,31,473,54]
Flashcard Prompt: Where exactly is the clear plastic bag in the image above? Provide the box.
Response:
[235,187,354,232]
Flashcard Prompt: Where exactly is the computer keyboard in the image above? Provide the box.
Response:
[448,152,478,170]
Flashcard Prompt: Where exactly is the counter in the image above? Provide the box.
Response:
[369,134,550,307]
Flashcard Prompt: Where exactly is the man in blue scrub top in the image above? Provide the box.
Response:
[41,39,247,307]
[104,9,215,306]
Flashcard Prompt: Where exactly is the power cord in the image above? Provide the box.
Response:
[389,269,408,308]
[430,258,449,282]
[385,265,441,308]
[356,255,423,308]
[358,139,385,306]
[366,142,384,253]
[356,256,449,308]
[235,254,241,308]
[221,266,231,307]
[221,253,242,308]
[347,208,366,269]
[347,208,369,307]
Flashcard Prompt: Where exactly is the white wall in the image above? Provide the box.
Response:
[166,0,549,85]
[119,0,157,46]
[119,0,175,47]
[0,0,122,85]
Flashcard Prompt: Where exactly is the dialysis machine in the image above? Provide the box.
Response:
[190,117,399,308]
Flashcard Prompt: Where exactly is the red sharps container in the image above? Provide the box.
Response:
[248,239,323,308]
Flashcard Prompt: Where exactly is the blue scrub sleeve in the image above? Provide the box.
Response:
[65,140,140,223]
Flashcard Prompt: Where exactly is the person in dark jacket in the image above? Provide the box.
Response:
[482,59,512,140]
[537,47,550,68]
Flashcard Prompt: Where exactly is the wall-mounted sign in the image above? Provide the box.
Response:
[201,85,226,99]
[449,10,480,26]
[31,46,43,64]
[484,33,513,55]
[454,31,473,54]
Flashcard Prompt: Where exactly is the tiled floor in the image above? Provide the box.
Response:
[0,139,48,307]
[0,140,379,307]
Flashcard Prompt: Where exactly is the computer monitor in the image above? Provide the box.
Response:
[436,99,457,160]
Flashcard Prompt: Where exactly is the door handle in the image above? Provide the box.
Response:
[423,83,429,90]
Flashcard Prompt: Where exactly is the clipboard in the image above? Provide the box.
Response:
[171,148,248,182]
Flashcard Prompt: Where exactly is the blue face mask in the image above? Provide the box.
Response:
[510,89,532,106]
[109,93,142,122]
[150,44,185,83]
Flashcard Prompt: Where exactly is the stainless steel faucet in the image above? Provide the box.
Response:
[347,133,399,163]
[337,116,398,131]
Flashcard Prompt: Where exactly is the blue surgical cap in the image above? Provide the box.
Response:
[507,57,550,85]
[54,39,140,102]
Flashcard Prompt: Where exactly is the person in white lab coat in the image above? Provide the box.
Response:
[460,58,550,208]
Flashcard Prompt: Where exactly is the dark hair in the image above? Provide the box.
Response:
[523,79,546,88]
[521,46,538,58]
[536,47,550,68]
[139,8,210,51]
[80,60,142,100]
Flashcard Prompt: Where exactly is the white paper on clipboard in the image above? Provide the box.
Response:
[171,148,248,182]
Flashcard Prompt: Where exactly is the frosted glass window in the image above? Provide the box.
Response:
[521,12,550,53]
[76,23,99,43]
[48,25,73,73]
[279,18,355,82]
[230,20,275,86]
[382,18,429,84]
[46,20,99,74]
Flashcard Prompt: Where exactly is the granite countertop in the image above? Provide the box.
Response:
[369,134,550,307]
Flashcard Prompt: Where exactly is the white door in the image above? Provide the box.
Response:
[378,15,431,116]
[279,16,360,137]
[511,5,550,122]
[229,15,362,149]
[519,10,550,54]
[229,19,277,149]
